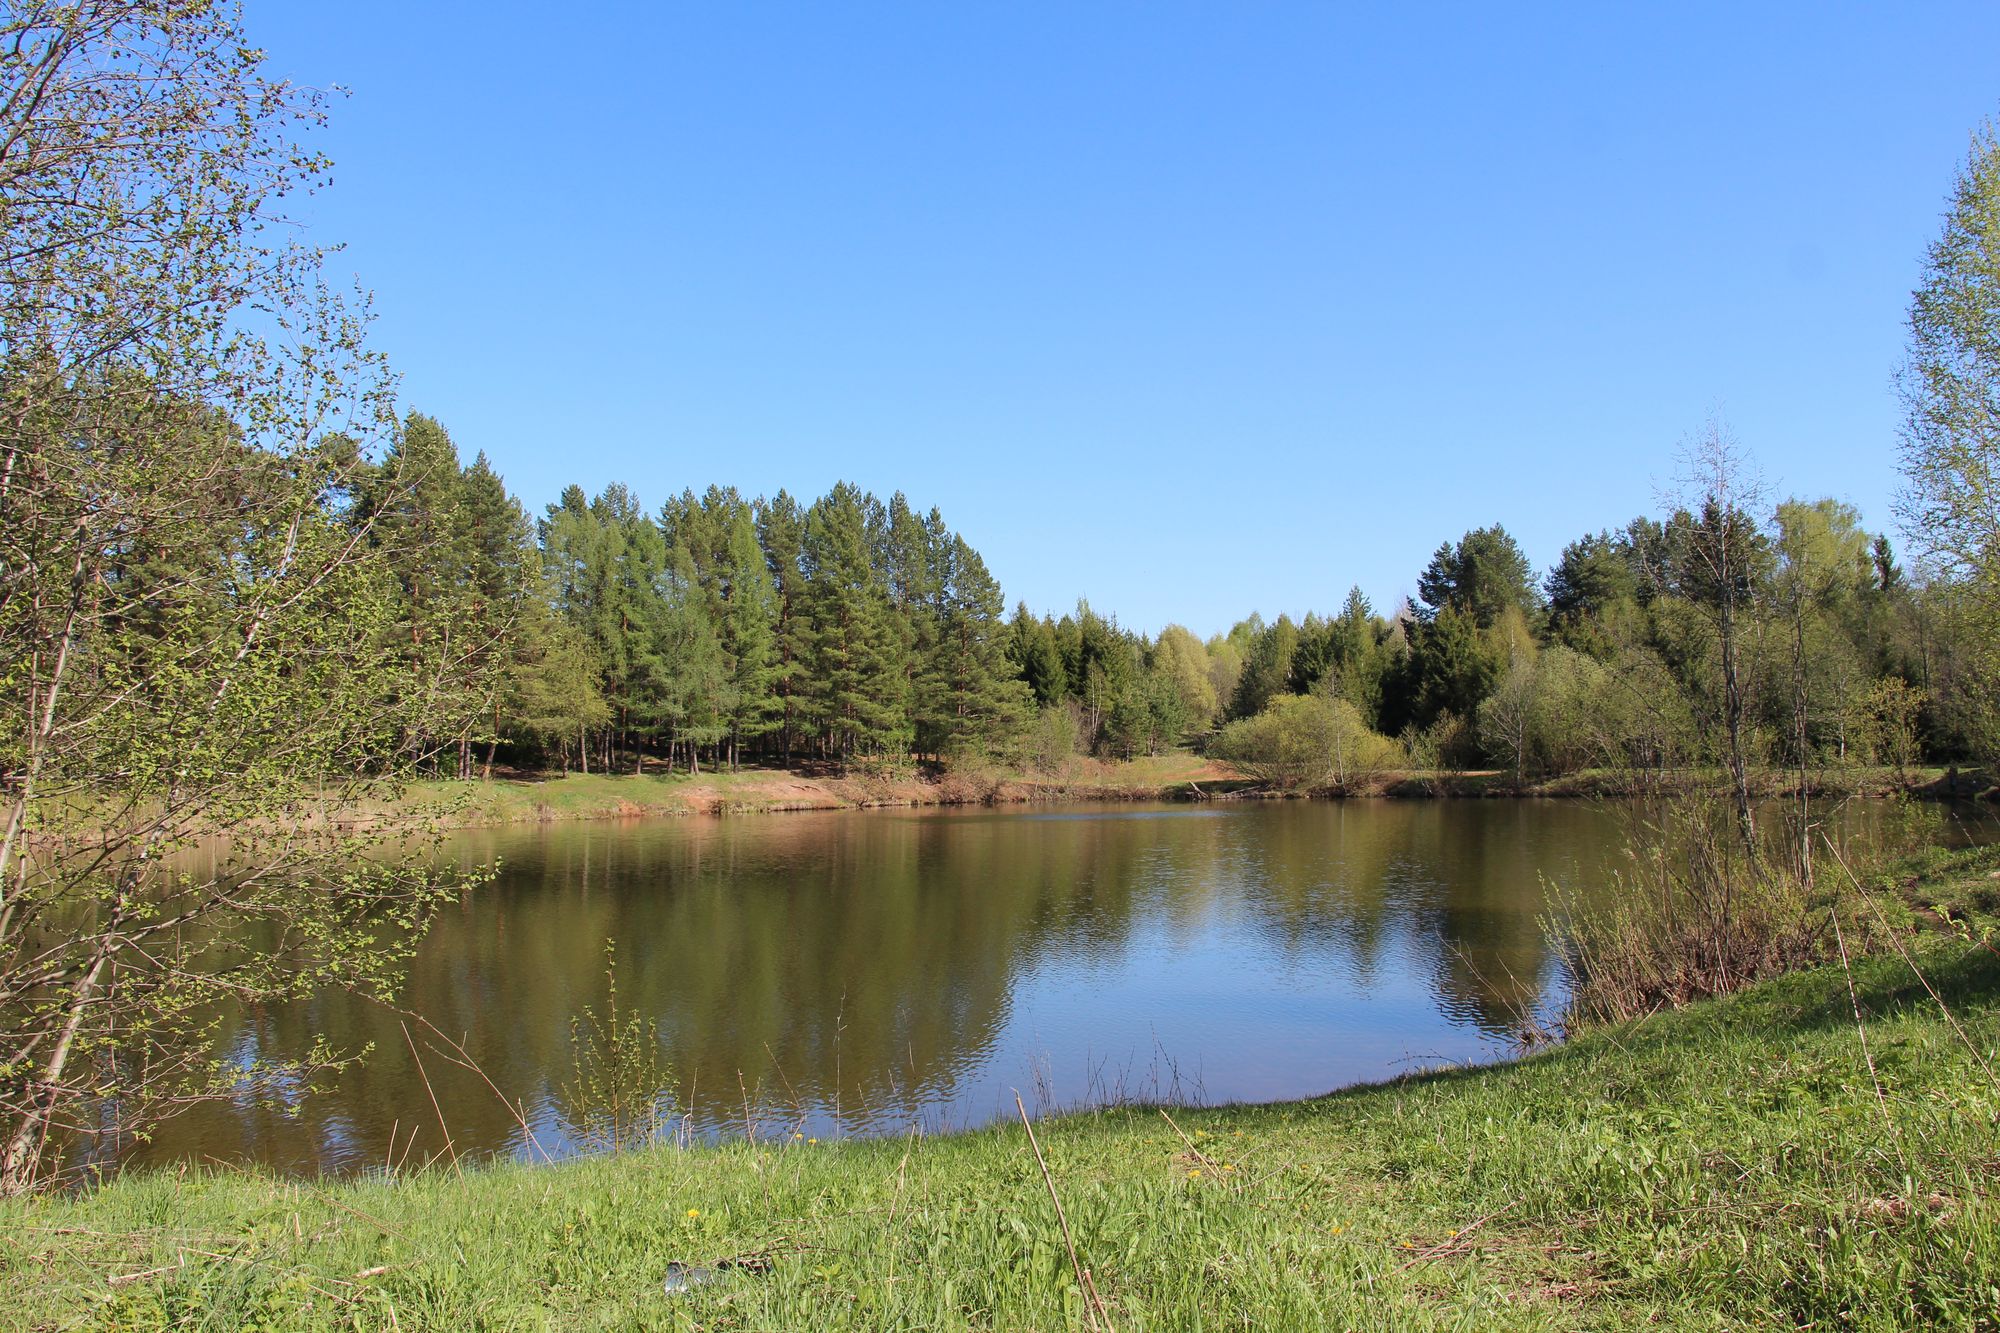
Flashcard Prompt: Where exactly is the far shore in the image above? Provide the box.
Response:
[343,759,1990,833]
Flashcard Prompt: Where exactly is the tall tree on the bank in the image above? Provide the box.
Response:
[663,487,779,767]
[1658,426,1772,854]
[756,491,810,762]
[1898,119,2000,763]
[928,537,1032,756]
[1417,525,1543,630]
[1007,605,1068,708]
[363,416,525,777]
[883,495,945,754]
[799,483,908,759]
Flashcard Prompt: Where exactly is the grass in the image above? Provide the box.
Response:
[344,755,1246,830]
[6,846,1999,1330]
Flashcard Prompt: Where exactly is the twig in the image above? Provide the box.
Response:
[406,1014,553,1164]
[1015,1092,1115,1333]
[400,1020,460,1176]
[108,1259,186,1287]
[1377,1200,1521,1280]
[1823,833,2000,1101]
[1831,912,1910,1175]
[1158,1108,1216,1171]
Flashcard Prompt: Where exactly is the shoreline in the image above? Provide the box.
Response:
[369,760,1987,833]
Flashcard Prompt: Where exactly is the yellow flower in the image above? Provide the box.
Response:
[791,1132,804,1140]
[808,1137,819,1145]
[686,1209,700,1219]
[1187,1169,1202,1179]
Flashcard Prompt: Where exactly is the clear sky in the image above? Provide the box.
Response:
[254,2,2000,638]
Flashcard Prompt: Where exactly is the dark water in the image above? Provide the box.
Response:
[109,798,1960,1175]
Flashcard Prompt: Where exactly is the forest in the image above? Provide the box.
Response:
[361,414,1987,792]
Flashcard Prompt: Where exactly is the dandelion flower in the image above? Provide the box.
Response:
[686,1209,700,1219]
[1187,1169,1202,1179]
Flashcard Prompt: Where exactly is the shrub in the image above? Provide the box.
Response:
[1211,694,1401,792]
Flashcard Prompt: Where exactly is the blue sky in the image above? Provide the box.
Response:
[256,3,2000,637]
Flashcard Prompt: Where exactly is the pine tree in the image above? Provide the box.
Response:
[755,490,810,762]
[800,483,909,761]
[718,499,780,765]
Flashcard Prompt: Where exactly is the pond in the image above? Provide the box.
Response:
[109,797,1966,1175]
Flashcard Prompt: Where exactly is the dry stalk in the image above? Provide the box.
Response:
[1158,1109,1217,1171]
[1015,1092,1115,1333]
[1831,913,1910,1176]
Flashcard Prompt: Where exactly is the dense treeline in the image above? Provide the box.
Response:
[368,414,1986,789]
[359,420,1029,776]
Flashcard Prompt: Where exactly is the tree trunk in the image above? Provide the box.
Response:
[1720,594,1757,858]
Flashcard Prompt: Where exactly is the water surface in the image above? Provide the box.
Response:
[114,798,1950,1174]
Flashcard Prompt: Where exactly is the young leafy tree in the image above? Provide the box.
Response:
[0,5,466,1193]
[501,590,611,769]
[1152,625,1220,739]
[1654,426,1773,852]
[1897,119,2000,762]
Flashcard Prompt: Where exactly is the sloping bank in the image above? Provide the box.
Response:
[7,847,1998,1330]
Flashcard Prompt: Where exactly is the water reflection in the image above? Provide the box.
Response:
[111,798,1948,1175]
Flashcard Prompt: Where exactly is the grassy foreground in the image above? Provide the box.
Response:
[5,849,1999,1331]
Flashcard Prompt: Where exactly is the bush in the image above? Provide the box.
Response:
[1211,693,1401,792]
[1549,794,1929,1026]
[1024,703,1083,776]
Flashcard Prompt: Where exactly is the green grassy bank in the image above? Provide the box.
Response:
[336,756,1247,829]
[6,848,1999,1330]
